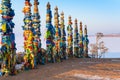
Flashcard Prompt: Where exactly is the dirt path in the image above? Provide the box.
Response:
[0,58,120,80]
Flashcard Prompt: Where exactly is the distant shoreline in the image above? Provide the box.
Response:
[89,34,120,37]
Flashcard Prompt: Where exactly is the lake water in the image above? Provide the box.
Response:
[2,35,119,58]
[105,52,120,58]
[16,37,120,58]
[88,37,120,58]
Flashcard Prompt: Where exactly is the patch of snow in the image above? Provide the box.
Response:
[112,60,120,62]
[79,62,100,64]
[74,74,119,80]
[15,63,24,70]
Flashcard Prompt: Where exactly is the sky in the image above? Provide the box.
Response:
[0,0,120,53]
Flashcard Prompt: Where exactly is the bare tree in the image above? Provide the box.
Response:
[90,33,108,58]
[99,41,108,58]
[90,44,98,58]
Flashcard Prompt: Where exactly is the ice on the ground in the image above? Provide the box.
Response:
[74,74,120,80]
[15,63,24,70]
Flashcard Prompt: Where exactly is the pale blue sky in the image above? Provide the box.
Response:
[0,0,120,52]
[11,0,120,34]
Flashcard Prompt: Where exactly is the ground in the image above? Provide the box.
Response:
[0,58,120,80]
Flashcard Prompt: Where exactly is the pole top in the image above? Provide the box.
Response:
[47,2,51,9]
